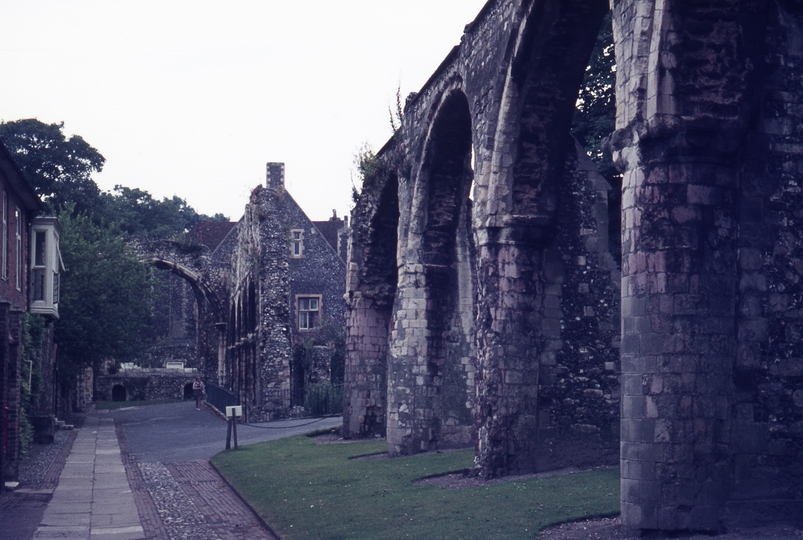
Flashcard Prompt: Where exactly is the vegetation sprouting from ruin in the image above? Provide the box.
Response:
[19,313,46,457]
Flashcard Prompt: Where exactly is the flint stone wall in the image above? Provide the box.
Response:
[95,369,198,402]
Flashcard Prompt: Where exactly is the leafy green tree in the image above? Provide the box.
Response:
[0,119,227,239]
[0,119,105,215]
[97,186,207,239]
[572,12,616,175]
[54,206,154,381]
[572,13,616,169]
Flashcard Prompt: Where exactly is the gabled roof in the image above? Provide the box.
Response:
[0,141,43,211]
[312,215,344,253]
[188,221,237,251]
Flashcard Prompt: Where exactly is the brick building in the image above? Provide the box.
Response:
[0,141,38,485]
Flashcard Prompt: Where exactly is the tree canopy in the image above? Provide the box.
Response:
[0,118,228,238]
[96,185,227,240]
[0,119,105,215]
[0,119,230,383]
[572,11,616,179]
[54,206,154,376]
[571,11,620,263]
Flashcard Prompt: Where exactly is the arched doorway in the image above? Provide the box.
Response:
[420,89,475,449]
[112,384,127,402]
[474,0,609,476]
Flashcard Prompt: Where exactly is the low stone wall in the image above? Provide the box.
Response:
[95,369,199,402]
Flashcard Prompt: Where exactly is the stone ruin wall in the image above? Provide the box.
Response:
[148,271,199,367]
[344,161,398,439]
[610,0,803,530]
[227,178,293,422]
[346,0,620,467]
[128,236,227,382]
[95,369,198,402]
[130,190,294,423]
[346,0,803,532]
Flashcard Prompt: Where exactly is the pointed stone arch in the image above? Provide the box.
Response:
[127,238,228,383]
[387,86,477,454]
[343,152,400,439]
[473,0,610,477]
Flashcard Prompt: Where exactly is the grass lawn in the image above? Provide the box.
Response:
[211,434,619,540]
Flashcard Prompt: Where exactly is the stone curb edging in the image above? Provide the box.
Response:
[38,428,79,490]
[114,418,171,539]
[207,459,282,540]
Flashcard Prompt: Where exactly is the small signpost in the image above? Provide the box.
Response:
[225,406,242,450]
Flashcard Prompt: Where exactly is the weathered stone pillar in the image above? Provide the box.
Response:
[343,293,389,439]
[386,264,431,454]
[616,152,738,531]
[474,220,546,477]
[611,0,757,531]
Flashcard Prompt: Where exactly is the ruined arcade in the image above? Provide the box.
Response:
[344,0,803,533]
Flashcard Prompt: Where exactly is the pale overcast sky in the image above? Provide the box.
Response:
[0,0,489,222]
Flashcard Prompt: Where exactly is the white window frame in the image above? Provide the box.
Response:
[296,295,321,330]
[290,229,304,258]
[15,206,22,290]
[2,191,7,280]
[32,230,47,301]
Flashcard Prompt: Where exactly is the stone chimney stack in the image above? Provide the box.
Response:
[266,162,285,191]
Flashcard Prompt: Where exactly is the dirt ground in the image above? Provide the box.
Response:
[536,517,803,540]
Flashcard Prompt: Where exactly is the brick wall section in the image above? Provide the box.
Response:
[0,306,23,482]
[0,142,40,485]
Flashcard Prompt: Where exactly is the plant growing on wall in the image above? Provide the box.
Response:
[19,313,46,456]
[292,317,346,385]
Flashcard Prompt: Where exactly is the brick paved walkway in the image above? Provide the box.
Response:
[116,419,279,540]
[1,416,279,540]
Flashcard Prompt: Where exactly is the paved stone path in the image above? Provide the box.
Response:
[34,416,144,539]
[2,405,340,539]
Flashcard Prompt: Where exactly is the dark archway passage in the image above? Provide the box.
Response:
[112,385,127,402]
[421,90,476,449]
[343,165,399,439]
[473,0,609,476]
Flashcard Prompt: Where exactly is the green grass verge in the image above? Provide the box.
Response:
[93,399,183,410]
[211,436,619,540]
